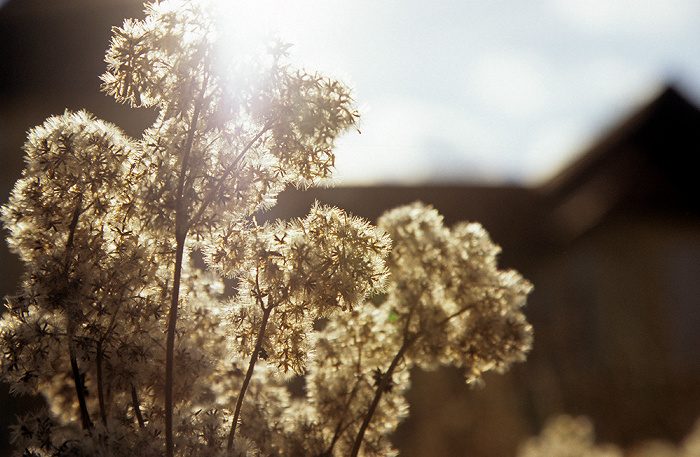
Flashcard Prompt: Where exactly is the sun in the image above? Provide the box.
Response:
[209,0,343,72]
[211,1,306,51]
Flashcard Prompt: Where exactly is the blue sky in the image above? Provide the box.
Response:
[230,0,700,185]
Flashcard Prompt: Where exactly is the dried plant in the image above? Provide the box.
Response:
[517,415,623,457]
[0,1,532,456]
[518,415,700,457]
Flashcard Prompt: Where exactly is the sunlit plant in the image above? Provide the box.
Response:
[0,1,533,456]
[517,415,624,457]
[518,414,700,457]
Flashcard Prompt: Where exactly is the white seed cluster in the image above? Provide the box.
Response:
[0,2,532,456]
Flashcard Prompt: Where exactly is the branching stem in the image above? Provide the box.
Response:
[96,309,120,427]
[164,90,204,457]
[323,336,367,456]
[190,120,273,227]
[325,381,361,455]
[349,304,474,456]
[64,197,93,431]
[349,336,414,457]
[65,195,82,253]
[227,299,273,449]
[164,81,270,457]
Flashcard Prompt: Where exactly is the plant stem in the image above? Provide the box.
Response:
[324,341,366,456]
[190,120,273,226]
[349,338,412,457]
[96,344,107,427]
[165,232,186,457]
[131,384,145,428]
[69,343,92,430]
[164,84,204,457]
[65,195,82,252]
[226,302,273,449]
[164,89,267,456]
[347,304,472,456]
[64,197,92,430]
[325,384,359,456]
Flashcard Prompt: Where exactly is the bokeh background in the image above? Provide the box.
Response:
[2,1,700,456]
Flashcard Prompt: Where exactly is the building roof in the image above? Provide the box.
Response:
[539,85,700,242]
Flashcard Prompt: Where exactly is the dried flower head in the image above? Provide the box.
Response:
[1,2,532,456]
[378,202,533,383]
[517,415,623,457]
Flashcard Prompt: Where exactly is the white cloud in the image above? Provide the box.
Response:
[523,120,592,185]
[463,51,558,120]
[332,100,431,185]
[546,0,700,36]
[577,58,659,101]
[333,97,508,184]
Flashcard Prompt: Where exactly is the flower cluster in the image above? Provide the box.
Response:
[225,204,390,375]
[377,202,533,383]
[285,305,411,457]
[518,415,700,457]
[517,415,623,457]
[1,1,532,456]
[276,202,532,457]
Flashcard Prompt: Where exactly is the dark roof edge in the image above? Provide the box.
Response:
[538,84,700,196]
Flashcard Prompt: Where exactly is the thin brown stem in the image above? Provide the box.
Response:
[439,303,474,327]
[323,336,367,456]
[189,120,274,228]
[349,337,413,457]
[226,302,273,449]
[165,232,186,457]
[64,197,92,430]
[96,344,107,427]
[69,343,92,430]
[348,304,470,456]
[131,384,145,428]
[65,195,82,252]
[174,101,204,234]
[95,307,121,428]
[164,78,206,457]
[325,381,361,455]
